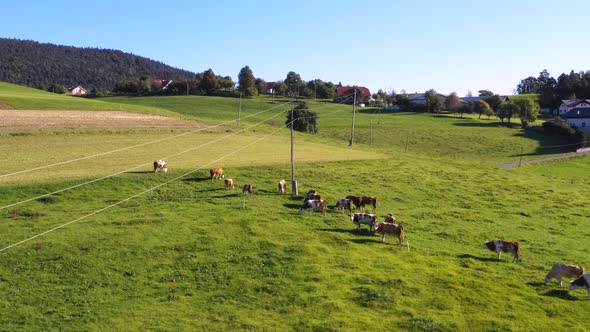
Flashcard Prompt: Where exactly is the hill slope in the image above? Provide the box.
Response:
[0,38,195,90]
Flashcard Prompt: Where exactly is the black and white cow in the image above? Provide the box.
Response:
[298,199,328,215]
[350,213,378,231]
[569,274,590,298]
[334,198,353,213]
[482,240,520,262]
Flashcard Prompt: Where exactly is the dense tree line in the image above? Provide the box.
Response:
[0,38,195,90]
[516,69,590,112]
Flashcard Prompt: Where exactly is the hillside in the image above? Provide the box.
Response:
[0,38,195,90]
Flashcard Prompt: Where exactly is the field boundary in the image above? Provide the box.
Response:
[498,150,590,168]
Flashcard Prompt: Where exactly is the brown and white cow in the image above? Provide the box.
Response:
[482,240,520,262]
[278,180,287,194]
[350,213,378,231]
[242,184,252,195]
[569,274,590,298]
[361,196,377,210]
[153,160,168,173]
[376,222,404,245]
[334,198,353,213]
[224,178,235,190]
[210,167,225,180]
[384,212,397,224]
[298,199,328,215]
[545,264,584,286]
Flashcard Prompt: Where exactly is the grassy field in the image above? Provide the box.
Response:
[0,86,589,330]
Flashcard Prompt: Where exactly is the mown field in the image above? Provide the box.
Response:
[0,83,589,331]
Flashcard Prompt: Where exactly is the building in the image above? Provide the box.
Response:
[67,86,87,95]
[560,106,590,134]
[336,86,371,102]
[557,99,590,116]
[152,79,173,90]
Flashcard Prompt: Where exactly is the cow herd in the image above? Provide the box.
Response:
[153,160,590,298]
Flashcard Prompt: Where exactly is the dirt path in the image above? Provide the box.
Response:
[499,150,590,168]
[0,110,210,131]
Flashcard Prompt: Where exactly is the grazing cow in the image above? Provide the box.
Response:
[298,199,328,215]
[361,196,377,210]
[224,178,235,190]
[350,213,378,231]
[304,190,321,202]
[334,198,353,213]
[376,222,404,245]
[210,167,225,180]
[153,160,168,173]
[242,184,252,195]
[545,264,584,287]
[278,180,287,194]
[569,274,590,298]
[384,212,397,224]
[482,240,521,262]
[346,195,363,209]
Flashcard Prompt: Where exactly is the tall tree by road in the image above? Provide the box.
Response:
[446,92,462,115]
[201,69,218,95]
[424,89,443,112]
[472,99,492,119]
[238,66,257,97]
[285,71,302,97]
[513,98,540,127]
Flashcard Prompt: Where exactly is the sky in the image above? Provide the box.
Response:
[1,0,589,96]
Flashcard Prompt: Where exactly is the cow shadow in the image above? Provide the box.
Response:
[349,238,381,244]
[283,203,302,210]
[210,193,243,199]
[540,289,581,301]
[182,177,211,183]
[456,254,501,262]
[319,228,376,237]
[126,171,154,174]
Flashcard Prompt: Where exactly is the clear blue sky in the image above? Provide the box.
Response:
[2,0,588,96]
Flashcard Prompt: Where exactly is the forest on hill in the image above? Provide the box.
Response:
[0,38,195,90]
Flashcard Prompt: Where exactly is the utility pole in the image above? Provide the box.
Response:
[237,93,242,128]
[290,103,298,195]
[349,89,357,146]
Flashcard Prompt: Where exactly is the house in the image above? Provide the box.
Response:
[557,99,590,116]
[336,86,371,102]
[266,82,277,94]
[561,107,590,134]
[67,86,87,95]
[407,92,448,105]
[459,95,509,104]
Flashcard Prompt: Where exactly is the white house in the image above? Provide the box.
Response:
[557,99,590,116]
[67,86,87,95]
[561,107,590,134]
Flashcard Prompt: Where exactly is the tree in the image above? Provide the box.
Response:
[48,83,67,94]
[516,76,540,94]
[458,103,471,118]
[478,90,494,97]
[285,71,302,96]
[513,98,540,127]
[200,69,218,95]
[484,95,504,114]
[286,101,318,134]
[238,66,257,97]
[472,99,492,119]
[424,89,443,112]
[499,101,519,125]
[218,76,234,89]
[445,92,462,115]
[255,78,267,95]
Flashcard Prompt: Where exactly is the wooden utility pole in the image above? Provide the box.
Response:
[290,104,298,195]
[349,90,357,146]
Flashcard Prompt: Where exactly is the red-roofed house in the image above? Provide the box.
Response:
[336,86,371,103]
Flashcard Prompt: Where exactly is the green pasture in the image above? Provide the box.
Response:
[0,83,589,330]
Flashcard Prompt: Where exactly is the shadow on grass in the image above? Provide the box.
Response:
[319,228,376,237]
[283,203,302,210]
[182,177,211,183]
[126,171,155,174]
[540,289,581,301]
[456,254,501,262]
[452,122,502,128]
[349,238,382,244]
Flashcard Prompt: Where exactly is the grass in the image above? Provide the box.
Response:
[0,89,589,330]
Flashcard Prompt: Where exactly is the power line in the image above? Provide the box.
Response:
[0,101,292,180]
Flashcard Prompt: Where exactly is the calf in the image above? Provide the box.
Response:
[242,184,252,195]
[334,198,353,213]
[153,160,168,173]
[298,199,328,215]
[224,178,235,190]
[304,190,321,202]
[350,213,377,231]
[278,180,287,194]
[569,274,590,298]
[384,212,397,224]
[376,222,404,245]
[545,264,584,286]
[210,167,225,180]
[482,240,520,262]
